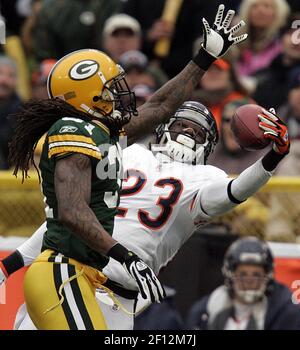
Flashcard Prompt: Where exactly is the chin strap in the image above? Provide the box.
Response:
[80,103,104,119]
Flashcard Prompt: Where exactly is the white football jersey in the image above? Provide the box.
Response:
[103,143,228,290]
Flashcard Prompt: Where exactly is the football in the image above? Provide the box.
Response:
[231,104,271,151]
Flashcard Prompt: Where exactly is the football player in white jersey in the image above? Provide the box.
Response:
[1,3,252,330]
[0,99,290,330]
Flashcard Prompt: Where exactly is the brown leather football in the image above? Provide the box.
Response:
[231,104,271,151]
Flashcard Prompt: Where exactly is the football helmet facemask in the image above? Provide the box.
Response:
[155,101,218,165]
[222,237,274,304]
[47,49,137,128]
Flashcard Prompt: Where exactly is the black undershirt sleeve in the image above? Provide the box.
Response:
[261,149,285,172]
[1,250,24,276]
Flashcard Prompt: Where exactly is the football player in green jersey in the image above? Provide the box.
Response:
[6,5,248,329]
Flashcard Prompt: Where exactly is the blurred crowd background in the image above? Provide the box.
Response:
[1,0,300,330]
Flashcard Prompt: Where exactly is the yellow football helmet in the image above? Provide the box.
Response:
[47,49,137,126]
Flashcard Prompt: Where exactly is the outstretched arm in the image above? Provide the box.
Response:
[124,4,248,144]
[125,62,205,144]
[192,159,273,220]
[191,109,290,220]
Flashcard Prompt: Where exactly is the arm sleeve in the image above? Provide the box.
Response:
[191,159,273,220]
[17,222,47,266]
[47,120,102,161]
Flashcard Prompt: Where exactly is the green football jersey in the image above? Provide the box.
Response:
[39,116,122,270]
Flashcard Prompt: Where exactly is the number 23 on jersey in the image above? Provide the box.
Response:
[117,169,183,230]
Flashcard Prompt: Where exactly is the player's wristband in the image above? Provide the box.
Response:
[107,243,134,264]
[262,149,285,171]
[192,45,216,71]
[1,250,24,276]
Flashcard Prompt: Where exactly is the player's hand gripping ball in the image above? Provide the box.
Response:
[231,104,290,155]
[231,104,271,151]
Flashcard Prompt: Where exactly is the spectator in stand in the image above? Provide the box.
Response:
[265,68,300,243]
[237,0,290,78]
[208,99,266,174]
[192,59,251,130]
[118,50,167,90]
[0,56,21,170]
[120,0,219,78]
[102,14,142,63]
[33,0,121,62]
[186,237,300,330]
[253,13,300,109]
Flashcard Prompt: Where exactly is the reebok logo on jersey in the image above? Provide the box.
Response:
[59,126,78,133]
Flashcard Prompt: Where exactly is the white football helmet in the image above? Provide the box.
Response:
[155,101,218,164]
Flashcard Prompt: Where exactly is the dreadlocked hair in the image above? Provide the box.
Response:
[8,98,92,182]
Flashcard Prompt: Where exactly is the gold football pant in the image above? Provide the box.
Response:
[24,250,108,330]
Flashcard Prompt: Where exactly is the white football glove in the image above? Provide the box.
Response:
[202,4,248,58]
[123,253,166,303]
[108,243,166,303]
